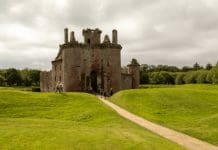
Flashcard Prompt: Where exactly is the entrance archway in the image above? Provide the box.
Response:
[90,71,97,92]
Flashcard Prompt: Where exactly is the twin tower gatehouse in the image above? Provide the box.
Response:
[40,27,139,95]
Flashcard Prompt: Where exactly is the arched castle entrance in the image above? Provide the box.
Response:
[90,71,97,92]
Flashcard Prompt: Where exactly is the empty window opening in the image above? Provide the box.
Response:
[87,39,91,45]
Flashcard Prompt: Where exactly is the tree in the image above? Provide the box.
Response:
[140,72,149,84]
[193,62,201,71]
[140,64,149,72]
[175,73,185,85]
[210,66,218,84]
[206,71,213,83]
[196,71,209,83]
[5,68,22,86]
[206,63,213,70]
[182,66,192,72]
[159,71,175,84]
[29,70,40,86]
[0,75,5,86]
[183,71,198,84]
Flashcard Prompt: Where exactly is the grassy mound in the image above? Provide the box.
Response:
[110,84,218,145]
[0,88,183,150]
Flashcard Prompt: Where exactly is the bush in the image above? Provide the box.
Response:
[196,71,209,84]
[183,71,198,84]
[175,73,185,84]
[210,66,218,84]
[140,72,149,84]
[0,75,5,86]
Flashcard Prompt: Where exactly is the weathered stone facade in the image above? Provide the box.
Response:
[40,28,139,94]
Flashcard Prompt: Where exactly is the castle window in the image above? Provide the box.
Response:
[59,76,61,81]
[55,76,56,81]
[87,39,90,45]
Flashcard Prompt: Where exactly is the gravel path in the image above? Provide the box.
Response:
[97,96,218,150]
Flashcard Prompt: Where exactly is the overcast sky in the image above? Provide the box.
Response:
[0,0,218,70]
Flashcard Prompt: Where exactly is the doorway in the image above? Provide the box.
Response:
[90,71,97,92]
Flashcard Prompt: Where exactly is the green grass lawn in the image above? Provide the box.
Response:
[0,87,184,150]
[110,84,218,145]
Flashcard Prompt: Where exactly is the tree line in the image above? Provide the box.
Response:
[0,68,40,86]
[1,60,218,87]
[139,62,218,85]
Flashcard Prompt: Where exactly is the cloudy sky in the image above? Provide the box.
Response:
[0,0,218,70]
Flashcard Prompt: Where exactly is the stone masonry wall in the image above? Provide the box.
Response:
[40,71,52,92]
[121,73,133,89]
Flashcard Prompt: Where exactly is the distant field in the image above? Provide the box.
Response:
[110,84,218,145]
[0,87,184,150]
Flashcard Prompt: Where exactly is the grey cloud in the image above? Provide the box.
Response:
[1,0,218,69]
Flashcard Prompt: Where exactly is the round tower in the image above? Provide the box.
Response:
[127,64,140,89]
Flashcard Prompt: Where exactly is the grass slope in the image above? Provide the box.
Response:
[0,87,184,150]
[110,84,218,145]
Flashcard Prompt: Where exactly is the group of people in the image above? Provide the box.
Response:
[55,81,113,96]
[98,87,113,97]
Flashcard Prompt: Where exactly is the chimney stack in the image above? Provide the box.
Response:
[70,31,75,43]
[112,29,117,44]
[64,28,68,44]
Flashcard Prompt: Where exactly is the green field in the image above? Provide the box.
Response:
[110,84,218,145]
[0,87,184,150]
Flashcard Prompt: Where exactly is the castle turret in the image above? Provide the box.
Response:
[127,64,140,89]
[82,28,102,45]
[103,35,111,44]
[112,29,118,44]
[64,28,68,44]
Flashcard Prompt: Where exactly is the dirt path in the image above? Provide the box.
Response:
[97,96,218,150]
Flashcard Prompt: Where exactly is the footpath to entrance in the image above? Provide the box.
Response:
[97,96,218,150]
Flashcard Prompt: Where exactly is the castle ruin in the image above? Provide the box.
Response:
[40,28,139,94]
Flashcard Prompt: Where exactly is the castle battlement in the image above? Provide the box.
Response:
[61,28,121,49]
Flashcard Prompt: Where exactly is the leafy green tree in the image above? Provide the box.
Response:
[149,72,162,84]
[140,72,149,84]
[183,71,198,84]
[196,71,209,83]
[20,69,32,86]
[193,62,202,71]
[182,66,193,72]
[5,68,22,86]
[0,75,5,86]
[159,71,175,84]
[175,73,185,85]
[206,63,213,70]
[206,71,213,83]
[140,64,149,72]
[210,66,218,84]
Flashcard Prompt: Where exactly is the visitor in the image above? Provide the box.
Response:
[55,82,60,93]
[59,82,63,92]
[110,88,113,96]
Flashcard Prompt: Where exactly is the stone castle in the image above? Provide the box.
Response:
[40,28,139,94]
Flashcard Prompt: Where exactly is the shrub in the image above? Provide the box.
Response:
[175,73,185,85]
[196,71,209,84]
[183,71,198,84]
